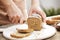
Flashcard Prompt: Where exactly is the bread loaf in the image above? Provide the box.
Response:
[27,14,42,31]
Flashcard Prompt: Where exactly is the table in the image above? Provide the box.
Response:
[45,31,60,40]
[0,31,60,40]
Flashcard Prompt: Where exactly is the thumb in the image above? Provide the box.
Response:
[29,9,32,16]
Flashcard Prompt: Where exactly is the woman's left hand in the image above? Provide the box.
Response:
[29,6,46,22]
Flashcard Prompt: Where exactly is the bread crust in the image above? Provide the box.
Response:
[10,32,30,38]
[17,28,34,33]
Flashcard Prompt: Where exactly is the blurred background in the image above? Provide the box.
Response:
[27,0,60,17]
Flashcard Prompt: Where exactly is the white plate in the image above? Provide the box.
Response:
[3,24,56,40]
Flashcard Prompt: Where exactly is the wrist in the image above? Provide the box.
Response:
[31,0,40,6]
[17,0,27,10]
[22,9,28,15]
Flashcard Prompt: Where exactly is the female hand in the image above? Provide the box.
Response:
[7,1,25,24]
[29,6,46,22]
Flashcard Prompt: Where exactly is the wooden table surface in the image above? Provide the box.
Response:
[0,31,60,40]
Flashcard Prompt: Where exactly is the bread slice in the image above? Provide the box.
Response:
[10,32,30,38]
[17,28,34,33]
[27,17,42,31]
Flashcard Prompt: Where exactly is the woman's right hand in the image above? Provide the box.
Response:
[7,8,25,24]
[7,3,25,24]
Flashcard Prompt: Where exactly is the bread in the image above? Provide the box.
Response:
[10,32,30,38]
[46,20,56,25]
[27,14,42,31]
[52,16,60,20]
[46,16,60,25]
[17,28,34,33]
